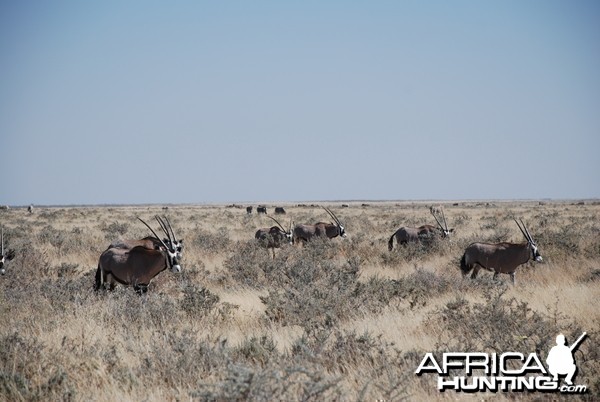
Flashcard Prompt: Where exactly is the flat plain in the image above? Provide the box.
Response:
[0,200,598,401]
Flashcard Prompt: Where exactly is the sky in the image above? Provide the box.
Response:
[1,1,599,206]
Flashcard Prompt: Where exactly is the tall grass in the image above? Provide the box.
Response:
[0,201,598,400]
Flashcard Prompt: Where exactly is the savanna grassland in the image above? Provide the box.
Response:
[0,201,599,401]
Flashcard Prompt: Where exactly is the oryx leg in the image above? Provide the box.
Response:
[510,272,516,285]
[470,264,481,279]
[106,273,116,291]
[493,271,499,280]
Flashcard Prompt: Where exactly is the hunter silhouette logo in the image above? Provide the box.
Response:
[547,332,587,386]
[415,332,589,393]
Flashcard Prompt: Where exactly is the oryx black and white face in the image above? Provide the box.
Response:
[529,240,543,262]
[1,229,15,276]
[163,238,184,260]
[338,223,347,238]
[285,229,294,245]
[164,246,182,273]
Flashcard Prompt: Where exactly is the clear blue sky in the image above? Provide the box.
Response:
[1,1,598,205]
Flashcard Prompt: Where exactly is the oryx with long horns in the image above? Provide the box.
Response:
[95,216,183,294]
[255,215,294,258]
[293,206,347,244]
[388,206,454,250]
[460,218,542,284]
[0,228,16,275]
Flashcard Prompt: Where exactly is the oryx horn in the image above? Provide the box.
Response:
[267,215,287,232]
[163,215,178,243]
[441,207,449,231]
[154,215,171,242]
[430,207,446,232]
[520,218,534,243]
[513,218,531,242]
[138,217,170,251]
[1,227,3,255]
[322,206,341,226]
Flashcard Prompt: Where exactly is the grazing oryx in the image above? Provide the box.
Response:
[28,204,34,214]
[293,206,347,243]
[388,206,454,250]
[246,206,253,214]
[257,206,267,214]
[255,216,293,258]
[109,215,184,260]
[460,219,543,285]
[1,228,16,275]
[95,217,182,294]
[274,207,286,214]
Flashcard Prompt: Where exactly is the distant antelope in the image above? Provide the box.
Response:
[28,204,34,214]
[255,216,293,258]
[388,206,454,250]
[95,217,182,294]
[293,206,347,243]
[109,215,184,260]
[460,219,543,284]
[246,206,253,214]
[257,206,267,214]
[0,228,16,275]
[274,207,286,214]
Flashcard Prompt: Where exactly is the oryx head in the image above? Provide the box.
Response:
[323,206,346,238]
[0,228,16,276]
[430,206,454,237]
[138,217,182,273]
[514,218,542,262]
[155,215,184,260]
[267,215,294,245]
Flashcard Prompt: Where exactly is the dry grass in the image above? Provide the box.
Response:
[0,201,599,401]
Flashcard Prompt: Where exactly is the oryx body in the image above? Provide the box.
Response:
[388,225,439,249]
[460,219,542,284]
[293,207,346,243]
[388,207,453,250]
[96,245,181,293]
[95,216,182,293]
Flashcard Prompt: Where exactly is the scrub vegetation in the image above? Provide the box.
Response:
[0,201,599,401]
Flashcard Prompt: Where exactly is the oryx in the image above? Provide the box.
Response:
[293,206,347,243]
[257,206,267,214]
[388,206,454,250]
[1,228,16,275]
[255,216,293,258]
[460,218,543,284]
[95,217,182,294]
[274,207,286,214]
[109,215,184,260]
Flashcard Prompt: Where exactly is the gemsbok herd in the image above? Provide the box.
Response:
[0,205,545,292]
